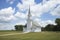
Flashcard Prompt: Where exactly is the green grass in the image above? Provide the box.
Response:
[0,30,21,35]
[0,31,60,40]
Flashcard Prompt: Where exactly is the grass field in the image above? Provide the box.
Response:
[0,31,60,40]
[0,30,21,35]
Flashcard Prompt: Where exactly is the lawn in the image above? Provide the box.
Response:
[0,31,60,40]
[0,30,21,35]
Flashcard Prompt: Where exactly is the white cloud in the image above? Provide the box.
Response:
[15,20,26,25]
[17,3,29,11]
[22,0,35,6]
[17,0,60,18]
[0,7,15,22]
[34,0,60,17]
[37,0,60,14]
[0,7,14,14]
[17,0,35,11]
[42,0,60,16]
[15,12,28,19]
[0,7,16,30]
[41,20,56,27]
[31,0,60,17]
[0,23,15,30]
[50,5,60,16]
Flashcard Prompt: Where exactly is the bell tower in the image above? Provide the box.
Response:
[27,6,32,32]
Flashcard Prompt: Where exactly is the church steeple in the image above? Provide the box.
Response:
[28,5,31,18]
[26,5,32,32]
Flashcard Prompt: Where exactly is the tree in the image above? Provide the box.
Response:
[44,24,54,31]
[55,18,60,31]
[55,18,60,26]
[15,25,24,31]
[41,27,45,31]
[14,24,27,31]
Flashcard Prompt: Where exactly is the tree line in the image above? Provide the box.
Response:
[42,18,60,31]
[14,18,60,31]
[15,24,27,31]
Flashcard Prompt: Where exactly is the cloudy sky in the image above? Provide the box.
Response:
[0,0,60,30]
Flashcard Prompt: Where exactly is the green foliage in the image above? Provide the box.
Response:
[14,24,27,31]
[15,25,24,31]
[55,18,60,25]
[55,18,60,31]
[43,18,60,31]
[44,24,55,31]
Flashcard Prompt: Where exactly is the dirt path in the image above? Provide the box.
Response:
[0,32,28,36]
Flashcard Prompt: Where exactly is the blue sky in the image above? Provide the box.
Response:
[0,0,60,30]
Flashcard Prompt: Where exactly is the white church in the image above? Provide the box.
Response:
[23,6,41,32]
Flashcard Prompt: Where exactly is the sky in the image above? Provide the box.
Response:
[0,0,60,30]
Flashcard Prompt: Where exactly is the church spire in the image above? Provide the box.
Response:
[28,5,31,17]
[26,5,32,32]
[29,5,30,14]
